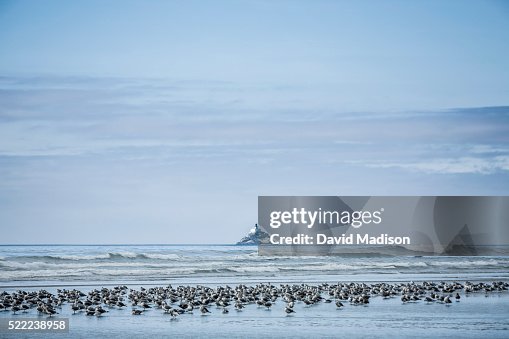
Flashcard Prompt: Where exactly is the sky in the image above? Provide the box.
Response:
[0,0,508,244]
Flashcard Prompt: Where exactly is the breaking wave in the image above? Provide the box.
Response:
[1,245,508,283]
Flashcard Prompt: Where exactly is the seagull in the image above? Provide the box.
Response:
[95,306,108,316]
[303,299,313,306]
[1,280,504,323]
[71,304,80,314]
[200,305,211,315]
[46,308,58,317]
[285,306,295,315]
[162,303,172,314]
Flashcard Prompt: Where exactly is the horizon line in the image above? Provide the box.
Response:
[0,243,252,246]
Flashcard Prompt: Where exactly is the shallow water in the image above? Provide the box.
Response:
[0,245,508,337]
[0,287,507,338]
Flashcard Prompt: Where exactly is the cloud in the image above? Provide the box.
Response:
[362,156,509,174]
[1,74,509,175]
[469,144,509,154]
[1,74,508,244]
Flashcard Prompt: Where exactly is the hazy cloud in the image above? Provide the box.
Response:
[1,75,508,243]
[363,156,509,175]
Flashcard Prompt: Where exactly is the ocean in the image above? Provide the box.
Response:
[0,245,508,338]
[1,245,509,285]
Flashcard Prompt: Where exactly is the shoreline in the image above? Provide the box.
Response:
[2,275,509,290]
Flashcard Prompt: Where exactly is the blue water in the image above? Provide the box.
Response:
[1,245,509,285]
[0,245,508,338]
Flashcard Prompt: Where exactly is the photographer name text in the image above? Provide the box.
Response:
[269,233,411,245]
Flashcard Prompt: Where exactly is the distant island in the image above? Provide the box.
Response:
[236,224,270,245]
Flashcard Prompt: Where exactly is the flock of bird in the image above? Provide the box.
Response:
[0,281,507,318]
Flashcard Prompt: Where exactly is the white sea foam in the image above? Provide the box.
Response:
[142,253,181,260]
[56,254,112,260]
[229,266,280,273]
[1,245,508,283]
[429,259,500,267]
